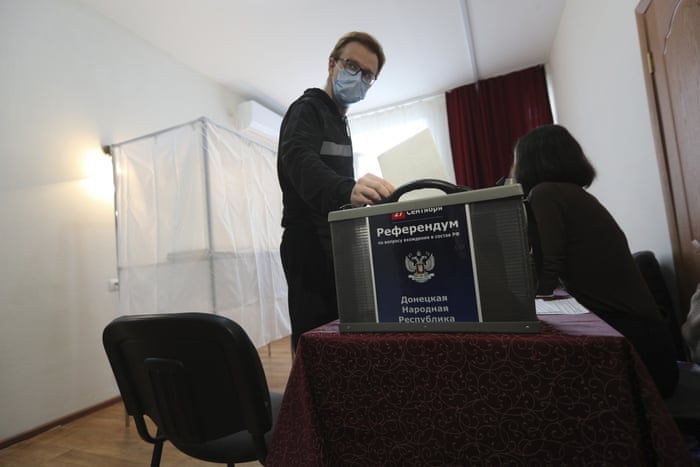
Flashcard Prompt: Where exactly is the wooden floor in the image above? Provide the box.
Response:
[0,336,293,467]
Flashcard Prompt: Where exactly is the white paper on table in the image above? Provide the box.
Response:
[377,129,451,201]
[535,297,591,315]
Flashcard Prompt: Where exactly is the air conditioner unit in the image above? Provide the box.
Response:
[234,100,282,145]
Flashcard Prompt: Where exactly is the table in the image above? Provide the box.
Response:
[267,313,692,466]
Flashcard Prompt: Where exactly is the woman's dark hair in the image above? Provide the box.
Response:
[513,124,596,195]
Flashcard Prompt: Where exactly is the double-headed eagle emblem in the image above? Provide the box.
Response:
[405,250,435,283]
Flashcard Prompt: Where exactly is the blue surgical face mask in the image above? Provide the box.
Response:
[333,68,370,107]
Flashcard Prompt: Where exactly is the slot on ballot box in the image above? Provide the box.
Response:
[328,181,539,333]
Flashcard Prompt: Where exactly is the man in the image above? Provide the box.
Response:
[277,31,395,351]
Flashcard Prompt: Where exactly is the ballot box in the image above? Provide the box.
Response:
[328,182,539,333]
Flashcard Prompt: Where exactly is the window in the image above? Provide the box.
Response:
[349,94,455,182]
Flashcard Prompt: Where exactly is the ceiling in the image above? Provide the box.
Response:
[75,0,566,116]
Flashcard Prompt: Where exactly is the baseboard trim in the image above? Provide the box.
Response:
[0,396,123,449]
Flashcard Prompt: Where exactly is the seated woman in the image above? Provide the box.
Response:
[513,124,679,398]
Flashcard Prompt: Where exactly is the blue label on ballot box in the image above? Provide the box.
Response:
[369,204,480,324]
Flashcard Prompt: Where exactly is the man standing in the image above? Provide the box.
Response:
[277,31,395,351]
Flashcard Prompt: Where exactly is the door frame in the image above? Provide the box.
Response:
[636,0,699,315]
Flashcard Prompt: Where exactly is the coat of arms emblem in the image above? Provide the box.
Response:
[405,250,435,283]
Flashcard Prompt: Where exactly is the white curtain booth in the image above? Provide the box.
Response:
[110,117,290,348]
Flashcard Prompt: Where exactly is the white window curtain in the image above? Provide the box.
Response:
[349,94,456,183]
[111,117,290,348]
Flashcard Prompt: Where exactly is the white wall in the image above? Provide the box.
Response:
[547,0,673,267]
[0,0,242,442]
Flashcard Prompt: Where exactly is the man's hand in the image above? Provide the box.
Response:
[350,173,395,207]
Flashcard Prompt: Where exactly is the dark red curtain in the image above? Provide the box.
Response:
[446,65,553,189]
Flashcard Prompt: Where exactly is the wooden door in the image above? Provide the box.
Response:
[636,0,700,315]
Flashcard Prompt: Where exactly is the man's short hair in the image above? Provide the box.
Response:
[329,31,385,76]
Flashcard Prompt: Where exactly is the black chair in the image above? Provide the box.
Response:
[102,312,282,467]
[633,250,688,361]
[633,252,700,460]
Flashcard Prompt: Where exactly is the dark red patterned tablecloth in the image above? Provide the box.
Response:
[267,313,693,466]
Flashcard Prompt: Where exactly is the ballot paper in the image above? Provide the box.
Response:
[535,297,590,315]
[378,129,452,201]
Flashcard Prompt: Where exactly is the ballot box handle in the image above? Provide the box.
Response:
[379,178,471,204]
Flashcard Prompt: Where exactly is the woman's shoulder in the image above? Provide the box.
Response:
[529,182,585,199]
[528,183,596,215]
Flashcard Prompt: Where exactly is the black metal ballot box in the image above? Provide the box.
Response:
[328,182,539,333]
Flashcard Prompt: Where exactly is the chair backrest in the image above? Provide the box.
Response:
[633,250,688,361]
[102,312,273,448]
